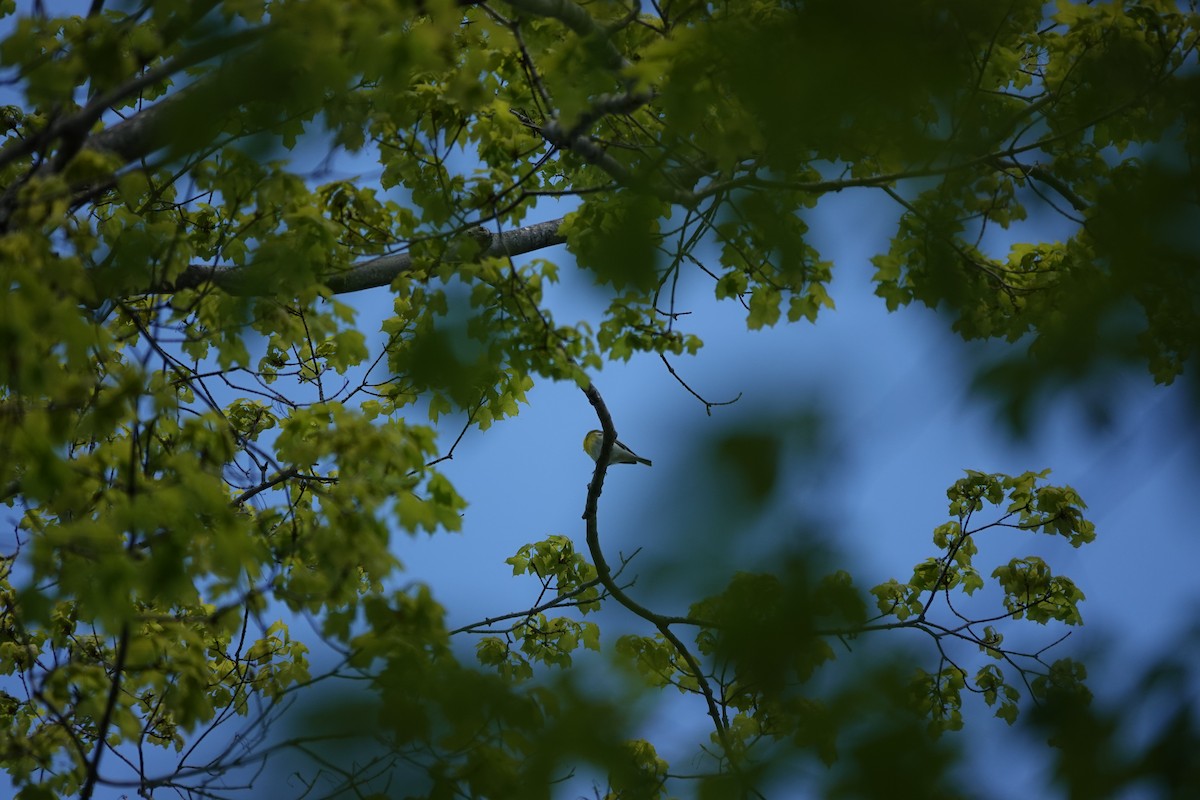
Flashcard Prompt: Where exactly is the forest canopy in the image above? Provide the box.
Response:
[1,1,1198,798]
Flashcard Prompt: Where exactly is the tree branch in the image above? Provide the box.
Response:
[448,577,605,635]
[986,156,1090,215]
[581,381,751,789]
[80,623,131,800]
[159,218,568,296]
[501,0,631,73]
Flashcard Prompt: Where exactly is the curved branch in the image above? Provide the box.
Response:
[581,382,750,788]
[658,354,741,416]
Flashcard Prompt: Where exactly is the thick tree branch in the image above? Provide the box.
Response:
[502,0,631,72]
[161,218,568,296]
[0,28,262,174]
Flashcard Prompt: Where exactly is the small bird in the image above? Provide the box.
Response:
[583,430,652,466]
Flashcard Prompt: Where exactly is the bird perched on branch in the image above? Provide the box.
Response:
[583,430,652,466]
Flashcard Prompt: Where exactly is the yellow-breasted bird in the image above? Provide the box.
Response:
[583,430,652,466]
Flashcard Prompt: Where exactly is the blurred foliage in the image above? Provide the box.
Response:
[1028,622,1200,798]
[1,0,1198,798]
